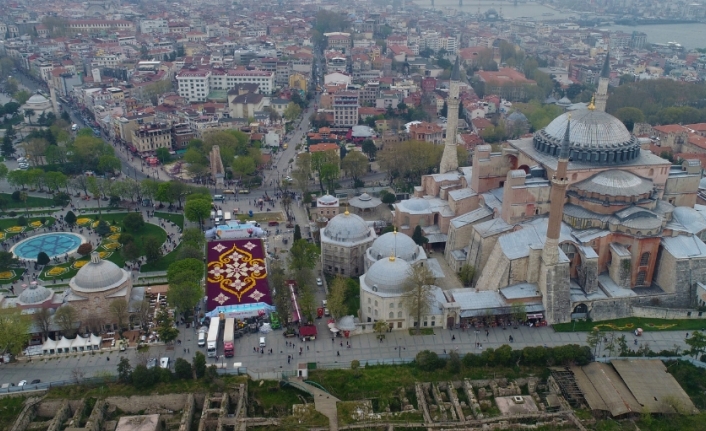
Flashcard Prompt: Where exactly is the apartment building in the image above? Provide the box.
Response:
[176,67,274,102]
[333,91,359,127]
[131,123,173,155]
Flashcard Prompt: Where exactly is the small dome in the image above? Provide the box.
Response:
[18,283,51,305]
[369,231,419,262]
[323,212,371,242]
[70,252,128,292]
[318,194,338,205]
[26,94,49,105]
[400,198,430,212]
[557,96,572,106]
[358,193,372,201]
[365,257,413,294]
[507,111,527,122]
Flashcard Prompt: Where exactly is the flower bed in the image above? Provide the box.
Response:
[46,266,69,277]
[0,270,15,280]
[98,251,112,259]
[29,221,43,228]
[77,218,93,226]
[5,226,24,234]
[72,260,88,270]
[110,226,121,233]
[108,233,121,241]
[102,242,122,250]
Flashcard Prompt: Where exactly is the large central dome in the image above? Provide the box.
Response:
[533,108,641,165]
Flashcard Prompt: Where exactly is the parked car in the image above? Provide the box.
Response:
[30,379,40,384]
[317,278,323,287]
[18,380,26,387]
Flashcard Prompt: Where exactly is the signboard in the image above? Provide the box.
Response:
[206,238,272,310]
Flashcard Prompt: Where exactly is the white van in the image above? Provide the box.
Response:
[198,330,207,347]
[216,210,223,219]
[71,124,78,131]
[259,336,266,347]
[210,211,215,220]
[159,357,170,369]
[224,212,232,222]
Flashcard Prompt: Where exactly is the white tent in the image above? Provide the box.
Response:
[56,336,72,353]
[89,334,102,350]
[41,338,58,355]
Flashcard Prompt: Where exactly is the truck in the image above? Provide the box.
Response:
[206,319,219,357]
[223,317,235,357]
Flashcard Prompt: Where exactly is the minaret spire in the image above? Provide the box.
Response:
[594,52,610,112]
[439,56,461,174]
[543,114,571,265]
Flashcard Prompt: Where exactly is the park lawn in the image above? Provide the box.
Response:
[0,216,55,232]
[154,211,184,229]
[237,211,286,223]
[39,214,167,281]
[141,243,182,272]
[552,317,706,333]
[0,268,26,286]
[0,193,55,209]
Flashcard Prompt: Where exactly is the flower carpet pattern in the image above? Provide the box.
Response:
[110,226,121,233]
[0,270,15,280]
[77,218,92,226]
[29,221,43,228]
[102,242,122,250]
[108,234,121,241]
[72,260,88,270]
[5,226,25,234]
[46,266,69,277]
[206,239,272,309]
[98,251,112,259]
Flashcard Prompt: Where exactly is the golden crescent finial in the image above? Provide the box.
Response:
[588,95,596,111]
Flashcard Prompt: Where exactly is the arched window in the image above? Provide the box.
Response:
[398,302,402,309]
[374,300,378,306]
[367,307,371,314]
[374,309,378,317]
[368,298,371,304]
[389,312,394,319]
[636,271,647,286]
[640,252,650,266]
[398,311,402,318]
[390,302,395,309]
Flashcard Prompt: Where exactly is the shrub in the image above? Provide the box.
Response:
[174,358,193,380]
[65,210,77,225]
[381,191,396,204]
[36,252,50,266]
[193,351,206,378]
[118,233,135,245]
[17,215,27,226]
[11,191,20,201]
[123,213,145,232]
[95,220,111,236]
[131,365,156,389]
[77,243,93,255]
[415,350,444,372]
[53,192,71,207]
[8,211,16,217]
[447,350,461,374]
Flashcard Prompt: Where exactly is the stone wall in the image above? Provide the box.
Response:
[9,397,41,431]
[632,306,706,320]
[46,400,72,431]
[105,394,189,413]
[178,394,195,431]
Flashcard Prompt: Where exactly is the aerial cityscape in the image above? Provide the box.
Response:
[1,0,706,429]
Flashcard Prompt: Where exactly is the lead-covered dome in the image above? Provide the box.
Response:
[70,252,128,292]
[322,211,371,243]
[533,108,640,165]
[369,231,419,262]
[18,283,52,305]
[364,257,413,294]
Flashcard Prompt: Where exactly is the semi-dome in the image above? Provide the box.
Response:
[573,170,653,198]
[26,94,50,105]
[369,231,419,262]
[18,283,51,305]
[533,108,641,165]
[399,198,430,213]
[70,252,128,292]
[322,211,371,242]
[364,256,413,294]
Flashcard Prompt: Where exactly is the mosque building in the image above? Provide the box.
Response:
[388,56,706,325]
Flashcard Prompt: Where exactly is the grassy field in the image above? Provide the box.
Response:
[154,211,184,229]
[45,375,248,399]
[248,379,314,417]
[0,396,26,430]
[0,193,55,209]
[141,242,182,272]
[553,317,706,333]
[39,213,167,281]
[236,211,286,223]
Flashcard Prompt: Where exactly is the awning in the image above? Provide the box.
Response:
[526,313,544,319]
[300,325,317,337]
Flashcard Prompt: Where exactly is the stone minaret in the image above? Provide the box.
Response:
[594,52,610,112]
[439,56,461,174]
[538,115,572,324]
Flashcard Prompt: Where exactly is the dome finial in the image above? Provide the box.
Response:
[588,95,595,111]
[389,250,396,262]
[344,205,349,216]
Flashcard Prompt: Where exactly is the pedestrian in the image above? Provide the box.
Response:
[687,332,690,338]
[337,351,340,356]
[452,335,455,341]
[306,345,309,350]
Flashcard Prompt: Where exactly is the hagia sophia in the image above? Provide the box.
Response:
[320,56,706,330]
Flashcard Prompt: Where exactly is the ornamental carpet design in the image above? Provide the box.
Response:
[206,238,272,310]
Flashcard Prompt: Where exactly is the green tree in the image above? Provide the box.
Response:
[269,260,290,322]
[361,140,377,159]
[167,280,203,317]
[0,163,8,182]
[283,102,302,122]
[109,298,129,330]
[614,107,645,132]
[0,251,19,270]
[155,147,171,164]
[95,220,111,236]
[184,198,212,227]
[155,308,179,343]
[144,236,162,262]
[299,286,317,322]
[37,251,50,266]
[117,357,132,383]
[193,351,207,378]
[373,320,388,340]
[288,239,320,271]
[0,308,31,356]
[167,258,205,285]
[174,358,192,380]
[686,331,706,359]
[123,212,145,232]
[45,171,67,192]
[291,153,312,197]
[411,225,428,247]
[182,227,206,249]
[293,225,302,242]
[87,176,103,217]
[327,276,348,319]
[98,155,121,176]
[122,242,140,262]
[402,264,436,335]
[341,151,368,185]
[458,264,476,286]
[586,328,602,357]
[511,302,526,323]
[54,305,79,338]
[131,365,156,389]
[1,124,16,157]
[14,90,30,105]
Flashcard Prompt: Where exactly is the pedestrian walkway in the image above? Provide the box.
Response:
[286,379,340,431]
